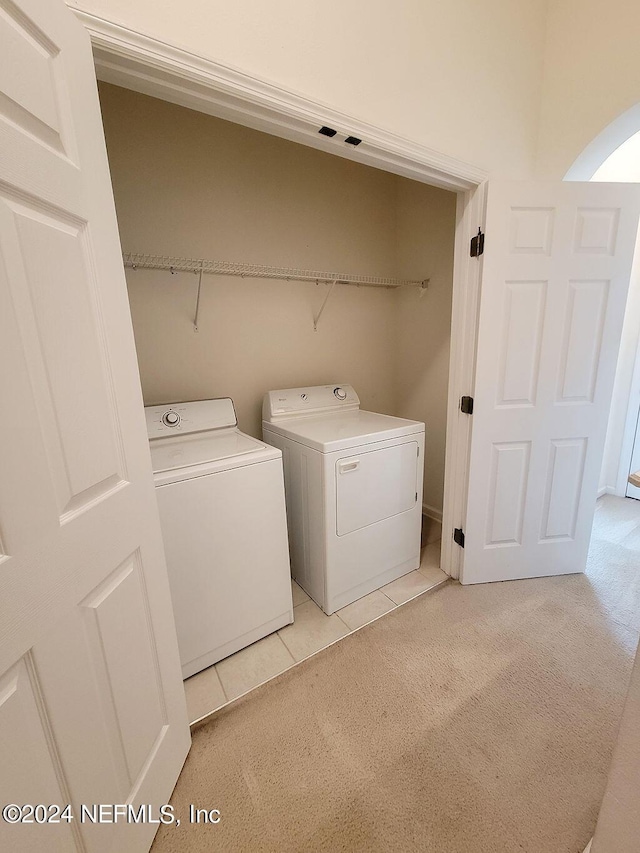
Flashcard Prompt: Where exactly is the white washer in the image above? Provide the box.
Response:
[146,398,293,679]
[263,384,425,614]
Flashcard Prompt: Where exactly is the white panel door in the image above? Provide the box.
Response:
[0,1,190,851]
[462,182,640,584]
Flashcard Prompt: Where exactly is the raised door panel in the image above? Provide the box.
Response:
[485,442,531,547]
[540,438,588,542]
[557,281,609,404]
[81,553,167,785]
[29,550,172,853]
[0,658,78,852]
[509,207,555,255]
[573,208,619,255]
[0,208,60,554]
[496,281,547,407]
[0,0,76,160]
[3,194,126,520]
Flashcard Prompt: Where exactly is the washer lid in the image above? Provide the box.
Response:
[263,409,424,453]
[150,429,267,474]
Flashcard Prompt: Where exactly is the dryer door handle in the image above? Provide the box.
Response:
[338,459,360,474]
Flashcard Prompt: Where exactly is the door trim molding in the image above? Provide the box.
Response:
[73,9,487,192]
[441,184,487,580]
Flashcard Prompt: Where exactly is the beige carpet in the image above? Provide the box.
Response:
[153,496,640,853]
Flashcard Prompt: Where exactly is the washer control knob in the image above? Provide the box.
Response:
[333,387,347,401]
[162,410,180,427]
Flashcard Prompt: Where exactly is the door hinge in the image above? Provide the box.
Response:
[460,395,474,415]
[453,528,465,548]
[470,227,485,257]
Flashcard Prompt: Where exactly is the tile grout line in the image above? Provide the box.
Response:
[212,665,229,702]
[217,639,297,705]
[277,630,298,662]
[275,632,298,664]
[333,611,352,631]
[215,632,298,703]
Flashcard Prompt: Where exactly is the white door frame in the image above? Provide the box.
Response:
[442,184,487,578]
[72,8,489,579]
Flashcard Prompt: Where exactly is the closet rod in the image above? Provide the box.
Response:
[123,252,428,290]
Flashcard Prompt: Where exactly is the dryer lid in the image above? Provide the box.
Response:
[150,429,266,474]
[262,409,424,453]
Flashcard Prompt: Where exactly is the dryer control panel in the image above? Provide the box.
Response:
[263,384,360,421]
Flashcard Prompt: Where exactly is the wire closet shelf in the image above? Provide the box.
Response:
[122,252,427,289]
[122,252,429,331]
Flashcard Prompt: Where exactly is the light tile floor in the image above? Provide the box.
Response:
[184,521,447,724]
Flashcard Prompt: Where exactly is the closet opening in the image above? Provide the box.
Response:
[97,80,463,723]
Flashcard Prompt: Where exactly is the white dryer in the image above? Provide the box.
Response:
[146,398,293,678]
[262,384,425,614]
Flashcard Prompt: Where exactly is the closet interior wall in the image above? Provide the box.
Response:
[99,83,456,516]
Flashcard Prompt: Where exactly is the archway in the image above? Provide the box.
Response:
[568,112,640,498]
[565,102,640,181]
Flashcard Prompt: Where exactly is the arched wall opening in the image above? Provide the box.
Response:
[564,103,640,182]
[567,115,640,497]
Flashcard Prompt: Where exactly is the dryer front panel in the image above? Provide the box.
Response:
[323,433,424,614]
[336,441,419,536]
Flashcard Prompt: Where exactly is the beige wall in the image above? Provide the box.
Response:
[536,0,640,178]
[75,0,640,189]
[73,0,549,180]
[99,84,456,512]
[591,641,640,853]
[395,179,457,515]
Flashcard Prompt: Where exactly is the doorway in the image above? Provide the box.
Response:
[97,81,460,722]
[88,21,640,585]
[591,130,640,501]
[82,16,489,591]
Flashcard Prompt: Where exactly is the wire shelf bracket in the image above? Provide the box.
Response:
[313,280,337,331]
[123,252,429,331]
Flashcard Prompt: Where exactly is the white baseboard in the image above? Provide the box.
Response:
[422,503,443,523]
[598,485,622,498]
[583,840,592,853]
